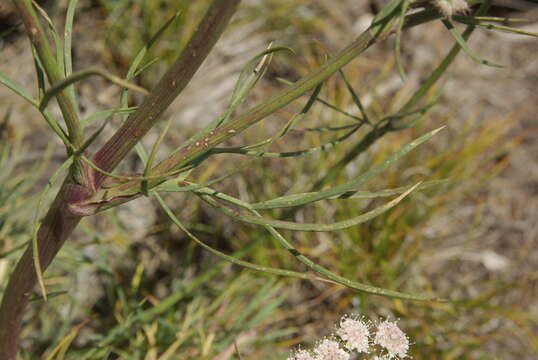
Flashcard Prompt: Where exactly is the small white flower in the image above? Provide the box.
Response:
[435,0,470,17]
[374,320,410,359]
[452,0,471,13]
[314,339,349,360]
[336,316,370,353]
[288,349,316,360]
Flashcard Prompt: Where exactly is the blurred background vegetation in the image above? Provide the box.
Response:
[0,0,537,359]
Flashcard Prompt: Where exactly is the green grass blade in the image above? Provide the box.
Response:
[45,319,88,360]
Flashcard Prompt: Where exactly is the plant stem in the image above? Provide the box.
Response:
[12,0,84,150]
[0,181,85,360]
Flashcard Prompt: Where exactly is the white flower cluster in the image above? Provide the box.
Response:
[435,0,471,17]
[287,316,410,360]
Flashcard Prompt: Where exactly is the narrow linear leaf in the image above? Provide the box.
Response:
[395,0,410,80]
[373,0,403,24]
[260,217,436,301]
[28,291,67,303]
[155,194,323,282]
[80,155,191,182]
[120,11,181,118]
[204,183,420,232]
[31,155,74,301]
[132,57,160,78]
[332,179,448,200]
[33,0,64,73]
[152,11,398,176]
[454,17,538,38]
[39,68,149,110]
[64,0,79,110]
[212,124,359,159]
[123,13,178,77]
[31,223,47,301]
[78,118,110,154]
[81,107,138,128]
[0,72,38,107]
[455,15,530,24]
[171,45,293,158]
[32,47,46,101]
[384,100,438,122]
[253,127,443,209]
[142,118,172,195]
[219,45,293,127]
[196,185,436,301]
[442,19,503,68]
[299,123,359,132]
[338,69,370,123]
[41,111,72,150]
[278,77,365,124]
